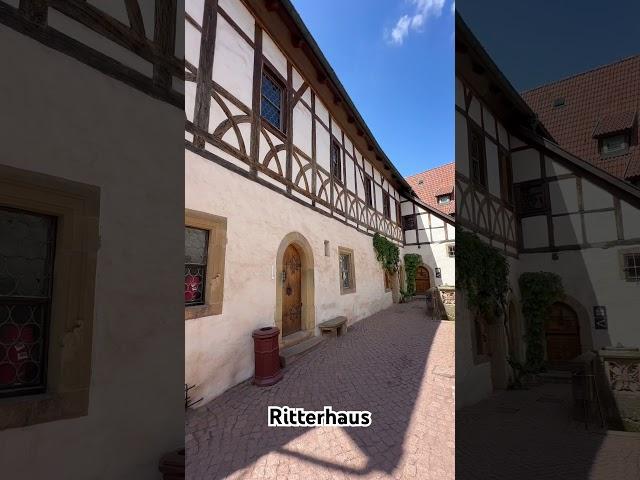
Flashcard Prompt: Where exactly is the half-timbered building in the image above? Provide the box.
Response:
[184,0,455,404]
[0,1,184,477]
[406,163,456,217]
[456,15,640,408]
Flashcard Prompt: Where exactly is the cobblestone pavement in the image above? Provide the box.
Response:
[457,382,640,479]
[186,301,454,480]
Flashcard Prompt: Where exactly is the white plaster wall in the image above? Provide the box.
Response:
[212,14,254,109]
[521,215,548,249]
[511,148,541,183]
[404,242,455,287]
[455,292,492,409]
[0,26,184,479]
[519,248,640,350]
[185,153,394,404]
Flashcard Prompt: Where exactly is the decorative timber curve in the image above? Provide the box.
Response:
[457,173,518,249]
[0,0,184,108]
[184,1,404,244]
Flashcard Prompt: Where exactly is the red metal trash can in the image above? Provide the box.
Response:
[252,326,283,386]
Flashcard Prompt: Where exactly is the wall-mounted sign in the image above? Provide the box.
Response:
[435,268,441,278]
[593,306,607,330]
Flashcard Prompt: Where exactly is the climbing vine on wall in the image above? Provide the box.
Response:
[518,272,564,373]
[403,254,422,296]
[456,229,509,319]
[372,233,400,273]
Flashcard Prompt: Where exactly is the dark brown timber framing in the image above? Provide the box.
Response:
[242,0,413,198]
[249,24,263,174]
[183,0,418,243]
[0,1,183,108]
[193,0,219,148]
[153,0,177,89]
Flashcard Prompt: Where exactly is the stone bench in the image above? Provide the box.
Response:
[318,316,347,337]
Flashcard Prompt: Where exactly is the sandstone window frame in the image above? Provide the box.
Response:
[184,209,227,320]
[0,165,99,431]
[338,246,356,295]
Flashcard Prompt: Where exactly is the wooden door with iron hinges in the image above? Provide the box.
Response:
[282,244,302,336]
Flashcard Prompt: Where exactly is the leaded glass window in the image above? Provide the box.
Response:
[403,214,417,231]
[0,207,56,397]
[623,253,640,282]
[185,227,209,306]
[261,70,284,131]
[331,140,342,183]
[383,192,391,219]
[339,253,351,290]
[364,176,373,207]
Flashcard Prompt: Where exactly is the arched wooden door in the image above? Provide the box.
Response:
[282,244,302,336]
[545,302,581,363]
[415,266,430,294]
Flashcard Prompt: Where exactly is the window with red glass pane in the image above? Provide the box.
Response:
[0,207,56,398]
[185,227,209,306]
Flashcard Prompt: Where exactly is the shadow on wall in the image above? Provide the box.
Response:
[454,158,640,478]
[185,302,447,479]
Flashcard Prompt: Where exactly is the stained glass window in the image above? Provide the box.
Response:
[0,207,56,397]
[339,253,351,290]
[185,227,209,306]
[261,71,283,131]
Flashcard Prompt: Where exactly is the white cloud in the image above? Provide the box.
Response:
[387,0,447,46]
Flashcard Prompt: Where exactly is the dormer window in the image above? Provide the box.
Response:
[600,134,629,156]
[437,194,451,205]
[593,111,636,158]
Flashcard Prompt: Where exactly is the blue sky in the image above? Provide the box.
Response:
[291,0,455,177]
[458,0,640,92]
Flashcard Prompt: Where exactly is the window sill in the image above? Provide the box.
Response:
[0,388,89,430]
[340,289,356,296]
[185,303,222,320]
[261,119,287,141]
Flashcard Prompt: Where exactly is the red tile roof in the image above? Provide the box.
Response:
[522,55,640,181]
[592,111,637,138]
[405,162,455,215]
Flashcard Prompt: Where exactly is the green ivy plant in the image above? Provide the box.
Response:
[372,233,400,273]
[403,254,423,297]
[456,229,509,321]
[518,271,564,373]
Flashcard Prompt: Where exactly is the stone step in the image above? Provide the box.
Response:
[279,336,325,368]
[281,330,312,349]
[538,370,573,384]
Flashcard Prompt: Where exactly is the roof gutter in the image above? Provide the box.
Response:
[277,0,417,197]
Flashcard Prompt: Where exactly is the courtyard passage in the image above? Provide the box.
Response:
[457,382,640,479]
[186,301,454,479]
